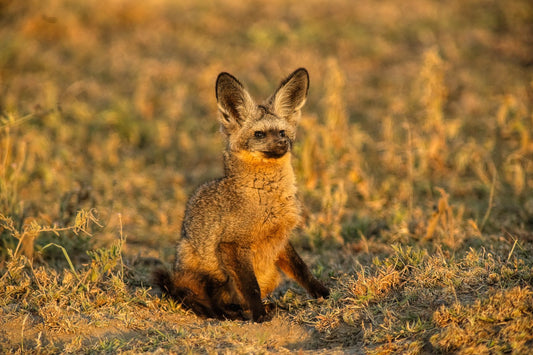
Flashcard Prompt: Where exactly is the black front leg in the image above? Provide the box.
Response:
[218,242,267,322]
[276,242,330,299]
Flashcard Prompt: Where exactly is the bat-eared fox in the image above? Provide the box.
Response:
[156,68,329,322]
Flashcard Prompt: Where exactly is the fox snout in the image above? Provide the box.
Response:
[264,136,289,158]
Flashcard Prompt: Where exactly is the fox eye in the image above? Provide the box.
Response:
[279,130,286,138]
[254,131,266,139]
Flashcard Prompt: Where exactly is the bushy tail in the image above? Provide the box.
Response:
[153,267,175,298]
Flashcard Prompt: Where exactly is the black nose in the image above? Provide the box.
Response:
[264,138,289,158]
[276,137,288,148]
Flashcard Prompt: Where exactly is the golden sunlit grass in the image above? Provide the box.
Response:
[1,0,533,353]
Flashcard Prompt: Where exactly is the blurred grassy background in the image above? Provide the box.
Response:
[1,0,532,271]
[1,0,533,352]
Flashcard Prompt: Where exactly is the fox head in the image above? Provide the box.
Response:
[215,68,309,160]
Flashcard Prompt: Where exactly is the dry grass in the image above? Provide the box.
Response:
[1,0,533,353]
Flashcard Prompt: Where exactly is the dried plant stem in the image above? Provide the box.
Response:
[405,122,414,218]
[480,166,497,232]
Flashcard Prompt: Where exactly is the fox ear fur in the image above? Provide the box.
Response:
[269,68,309,123]
[216,72,256,133]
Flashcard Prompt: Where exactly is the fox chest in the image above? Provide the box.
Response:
[248,193,299,296]
[250,188,300,232]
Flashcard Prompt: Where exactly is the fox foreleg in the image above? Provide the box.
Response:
[218,242,268,322]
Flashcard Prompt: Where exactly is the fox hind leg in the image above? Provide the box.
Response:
[204,274,249,320]
[155,268,247,320]
[276,242,330,299]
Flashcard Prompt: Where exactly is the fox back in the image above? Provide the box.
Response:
[157,68,329,322]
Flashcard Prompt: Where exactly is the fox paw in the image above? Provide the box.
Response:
[310,282,330,299]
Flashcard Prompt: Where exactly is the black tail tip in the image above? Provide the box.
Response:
[153,267,173,294]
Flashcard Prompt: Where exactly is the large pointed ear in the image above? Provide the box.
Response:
[216,72,256,134]
[269,68,309,122]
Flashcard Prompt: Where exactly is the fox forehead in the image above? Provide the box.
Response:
[243,105,294,132]
[247,114,291,132]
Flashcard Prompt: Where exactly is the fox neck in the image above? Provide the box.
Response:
[223,150,296,191]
